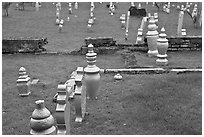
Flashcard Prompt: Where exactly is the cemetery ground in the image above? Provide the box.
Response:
[2,2,202,135]
[2,51,202,135]
[2,2,202,52]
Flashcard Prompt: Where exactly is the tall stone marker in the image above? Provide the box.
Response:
[177,8,184,36]
[74,67,87,123]
[156,27,169,66]
[84,44,100,100]
[146,16,159,57]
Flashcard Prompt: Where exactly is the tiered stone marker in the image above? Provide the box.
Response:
[74,67,87,123]
[16,67,31,97]
[68,3,72,14]
[138,3,142,9]
[166,2,170,13]
[56,85,70,135]
[156,27,169,66]
[136,28,143,44]
[75,2,78,9]
[125,11,130,40]
[59,19,64,32]
[131,2,135,7]
[177,7,184,36]
[84,44,100,100]
[146,16,159,57]
[35,2,40,11]
[120,14,126,29]
[181,29,186,36]
[30,100,56,135]
[154,13,158,23]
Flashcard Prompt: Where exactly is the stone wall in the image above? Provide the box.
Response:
[2,37,48,53]
[80,36,202,55]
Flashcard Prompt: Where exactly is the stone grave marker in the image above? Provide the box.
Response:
[56,84,70,135]
[16,67,31,97]
[177,8,184,36]
[156,27,169,66]
[74,69,87,123]
[30,100,56,135]
[146,16,159,57]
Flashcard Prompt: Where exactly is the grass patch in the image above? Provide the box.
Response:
[2,54,202,135]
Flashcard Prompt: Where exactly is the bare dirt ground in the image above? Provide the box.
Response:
[2,2,202,135]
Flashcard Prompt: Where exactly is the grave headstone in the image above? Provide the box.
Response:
[156,27,169,66]
[120,14,126,29]
[56,84,70,135]
[181,29,187,36]
[199,11,202,27]
[125,11,130,40]
[140,16,148,30]
[138,3,142,9]
[131,2,135,7]
[177,8,184,36]
[16,67,31,97]
[154,13,158,23]
[35,2,39,11]
[146,16,159,57]
[84,44,100,100]
[74,68,87,122]
[59,19,64,32]
[30,100,56,135]
[75,2,78,9]
[68,3,72,14]
[136,28,143,44]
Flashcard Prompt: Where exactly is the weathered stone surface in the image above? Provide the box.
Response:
[30,100,56,135]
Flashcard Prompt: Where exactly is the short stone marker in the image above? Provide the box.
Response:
[154,13,158,23]
[30,100,56,135]
[181,29,187,36]
[31,79,39,85]
[120,14,126,29]
[16,67,31,97]
[114,73,122,80]
[135,28,143,44]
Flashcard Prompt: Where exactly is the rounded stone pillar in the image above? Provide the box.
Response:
[156,27,169,66]
[84,44,100,100]
[146,16,159,57]
[30,100,56,135]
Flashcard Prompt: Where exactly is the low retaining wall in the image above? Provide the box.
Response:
[80,36,202,55]
[2,37,48,53]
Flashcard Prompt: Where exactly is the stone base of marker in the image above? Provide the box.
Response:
[156,54,168,66]
[85,74,100,100]
[17,76,31,97]
[147,50,158,57]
